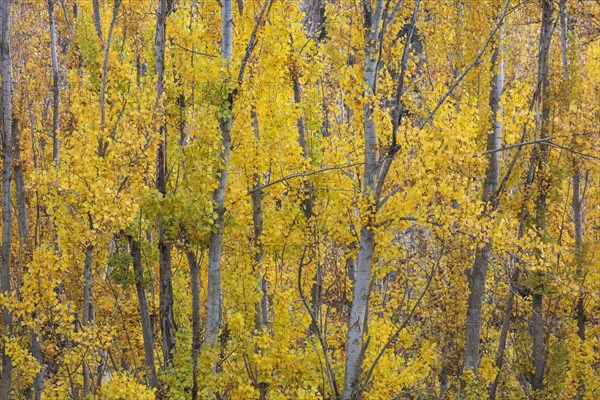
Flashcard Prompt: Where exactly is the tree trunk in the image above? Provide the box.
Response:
[573,170,584,342]
[250,109,266,332]
[48,0,59,164]
[97,0,121,158]
[342,2,384,398]
[186,249,201,400]
[205,0,233,348]
[572,167,586,400]
[463,38,504,380]
[302,0,326,42]
[92,0,103,42]
[559,0,585,346]
[13,119,44,400]
[82,244,94,397]
[250,109,269,398]
[464,245,491,377]
[29,324,44,400]
[488,267,519,400]
[343,226,375,399]
[534,0,553,234]
[0,0,13,395]
[12,121,28,245]
[154,0,176,365]
[530,293,543,393]
[530,0,554,393]
[292,71,321,335]
[129,237,157,388]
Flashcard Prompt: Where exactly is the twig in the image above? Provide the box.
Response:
[170,41,218,57]
[547,141,600,162]
[248,162,363,194]
[237,0,274,85]
[419,0,511,129]
[359,236,439,391]
[297,246,339,398]
[482,136,559,155]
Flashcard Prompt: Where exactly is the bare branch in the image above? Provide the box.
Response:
[237,0,274,85]
[248,162,363,194]
[481,136,559,155]
[418,0,511,129]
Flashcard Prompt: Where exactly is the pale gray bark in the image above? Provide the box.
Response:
[29,324,44,400]
[129,237,157,388]
[573,150,585,344]
[292,70,322,335]
[129,35,158,391]
[92,0,103,42]
[205,0,233,348]
[48,0,59,164]
[12,120,29,251]
[302,0,326,41]
[559,0,584,344]
[484,47,504,206]
[534,0,553,233]
[293,75,308,160]
[560,0,568,76]
[250,109,269,399]
[187,248,201,400]
[530,293,543,392]
[464,247,490,377]
[221,0,233,61]
[342,2,384,398]
[204,0,272,351]
[561,1,585,393]
[205,117,230,346]
[82,244,94,397]
[488,267,519,400]
[155,0,177,366]
[98,0,121,157]
[250,109,266,332]
[530,0,554,392]
[488,3,549,400]
[0,0,13,395]
[463,38,504,379]
[13,119,44,400]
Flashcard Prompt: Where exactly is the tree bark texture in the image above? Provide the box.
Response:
[342,3,384,398]
[205,0,233,348]
[155,0,177,365]
[464,39,504,379]
[0,0,14,395]
[129,237,157,388]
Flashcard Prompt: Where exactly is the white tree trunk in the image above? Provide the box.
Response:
[205,0,233,347]
[342,1,384,398]
[0,0,13,396]
[48,0,59,164]
[463,38,504,378]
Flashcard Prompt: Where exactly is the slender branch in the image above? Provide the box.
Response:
[171,41,218,57]
[377,185,401,209]
[547,141,600,162]
[418,0,511,129]
[298,246,339,397]
[360,238,439,391]
[386,0,405,25]
[237,0,274,85]
[481,136,558,155]
[248,162,363,194]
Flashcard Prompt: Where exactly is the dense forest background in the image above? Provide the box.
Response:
[0,0,599,399]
